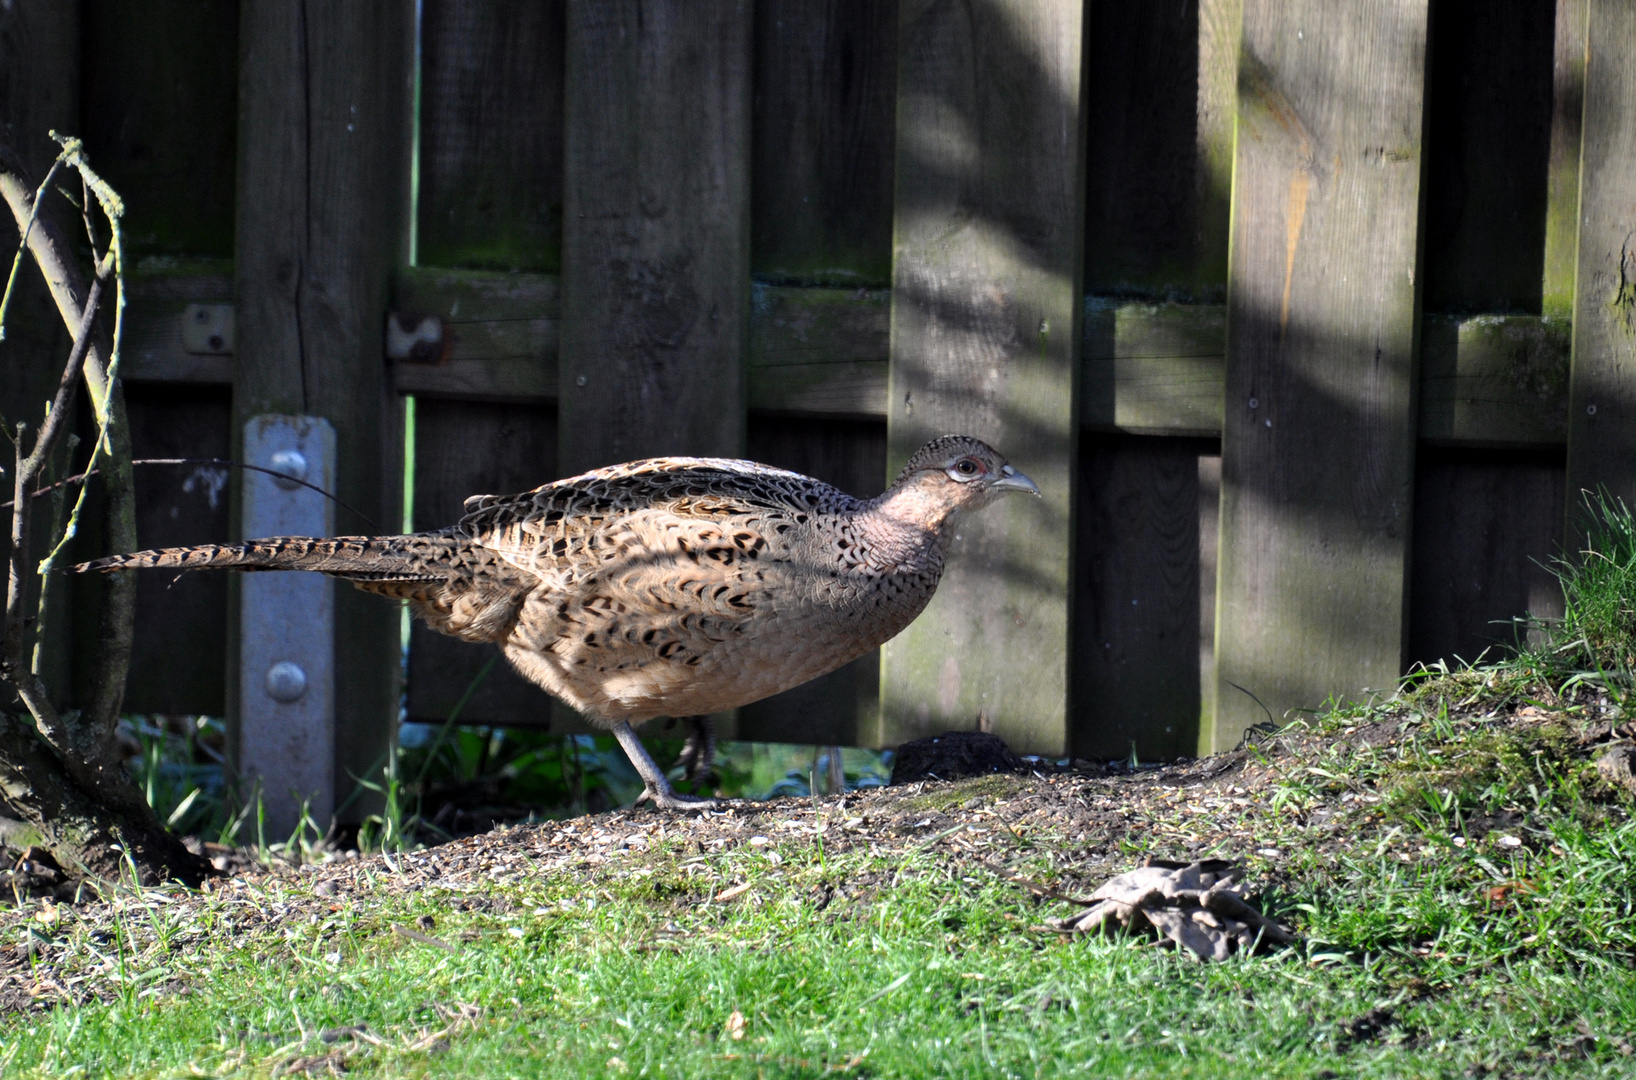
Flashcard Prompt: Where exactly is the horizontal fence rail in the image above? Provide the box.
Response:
[126,277,1574,449]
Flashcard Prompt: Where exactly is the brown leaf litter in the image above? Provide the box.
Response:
[1048,857,1295,961]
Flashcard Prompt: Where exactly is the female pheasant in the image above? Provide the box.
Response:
[74,435,1038,808]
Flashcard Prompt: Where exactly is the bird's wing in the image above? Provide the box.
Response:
[454,456,848,577]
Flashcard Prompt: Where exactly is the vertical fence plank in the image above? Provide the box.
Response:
[1075,2,1238,762]
[406,400,559,726]
[0,2,78,180]
[1420,0,1555,315]
[558,0,751,476]
[1212,2,1429,750]
[123,386,233,714]
[235,1,412,823]
[1410,448,1566,666]
[879,0,1086,756]
[417,0,565,272]
[1074,436,1209,761]
[411,0,567,728]
[752,0,898,287]
[77,1,241,716]
[81,0,239,260]
[1566,1,1636,532]
[1544,0,1589,319]
[1083,1,1209,297]
[0,0,79,706]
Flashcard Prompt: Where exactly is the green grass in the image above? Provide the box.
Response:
[6,695,1636,1077]
[1559,490,1636,679]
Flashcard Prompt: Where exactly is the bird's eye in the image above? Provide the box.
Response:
[953,458,981,477]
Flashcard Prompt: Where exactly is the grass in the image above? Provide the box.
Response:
[5,688,1634,1078]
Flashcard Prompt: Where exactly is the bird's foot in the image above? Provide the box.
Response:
[677,716,718,785]
[638,784,723,811]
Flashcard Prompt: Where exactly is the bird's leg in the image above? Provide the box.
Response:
[676,715,717,785]
[611,721,720,810]
[827,744,846,795]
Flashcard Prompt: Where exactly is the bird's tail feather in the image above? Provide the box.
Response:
[70,532,460,582]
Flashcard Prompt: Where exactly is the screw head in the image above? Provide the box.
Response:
[269,449,308,489]
[266,661,307,702]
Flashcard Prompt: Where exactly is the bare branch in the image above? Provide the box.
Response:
[0,135,137,774]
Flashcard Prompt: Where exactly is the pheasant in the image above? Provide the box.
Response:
[73,435,1038,808]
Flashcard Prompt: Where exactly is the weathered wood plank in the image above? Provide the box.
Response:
[1421,0,1555,315]
[1544,0,1589,319]
[81,0,239,259]
[0,0,79,427]
[1074,436,1210,761]
[0,0,80,707]
[1213,1,1430,750]
[1196,450,1221,752]
[405,399,559,727]
[234,1,413,821]
[1084,0,1238,298]
[558,0,752,476]
[749,284,891,365]
[417,0,565,272]
[121,387,233,715]
[1082,300,1225,435]
[386,273,1574,445]
[1566,1,1636,537]
[1410,448,1565,669]
[747,284,890,416]
[751,0,897,286]
[1419,315,1571,447]
[391,267,558,402]
[120,266,234,385]
[880,0,1086,756]
[739,416,888,745]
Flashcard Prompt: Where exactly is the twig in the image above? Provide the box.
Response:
[0,134,141,800]
[4,280,102,689]
[0,153,64,341]
[3,457,381,532]
[21,277,103,479]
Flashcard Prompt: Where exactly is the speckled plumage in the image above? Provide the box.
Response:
[74,435,1038,807]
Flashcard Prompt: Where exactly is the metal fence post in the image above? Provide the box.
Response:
[238,415,336,837]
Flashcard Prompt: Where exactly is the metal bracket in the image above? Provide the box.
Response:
[182,303,235,355]
[239,415,336,836]
[385,312,447,364]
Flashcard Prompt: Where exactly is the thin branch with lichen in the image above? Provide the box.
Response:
[0,134,138,800]
[0,154,64,343]
[37,132,127,578]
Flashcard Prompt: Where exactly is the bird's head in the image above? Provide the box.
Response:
[878,435,1040,531]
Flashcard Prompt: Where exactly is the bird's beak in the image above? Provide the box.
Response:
[992,464,1041,496]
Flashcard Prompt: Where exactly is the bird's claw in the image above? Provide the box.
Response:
[638,784,723,811]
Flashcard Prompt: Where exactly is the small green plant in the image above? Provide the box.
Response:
[1555,488,1636,680]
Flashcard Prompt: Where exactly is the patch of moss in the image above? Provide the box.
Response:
[900,773,1030,814]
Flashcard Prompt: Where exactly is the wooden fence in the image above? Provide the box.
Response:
[4,0,1632,822]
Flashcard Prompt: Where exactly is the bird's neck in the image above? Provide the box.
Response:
[859,481,956,565]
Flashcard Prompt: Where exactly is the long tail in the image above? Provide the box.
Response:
[71,532,460,582]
